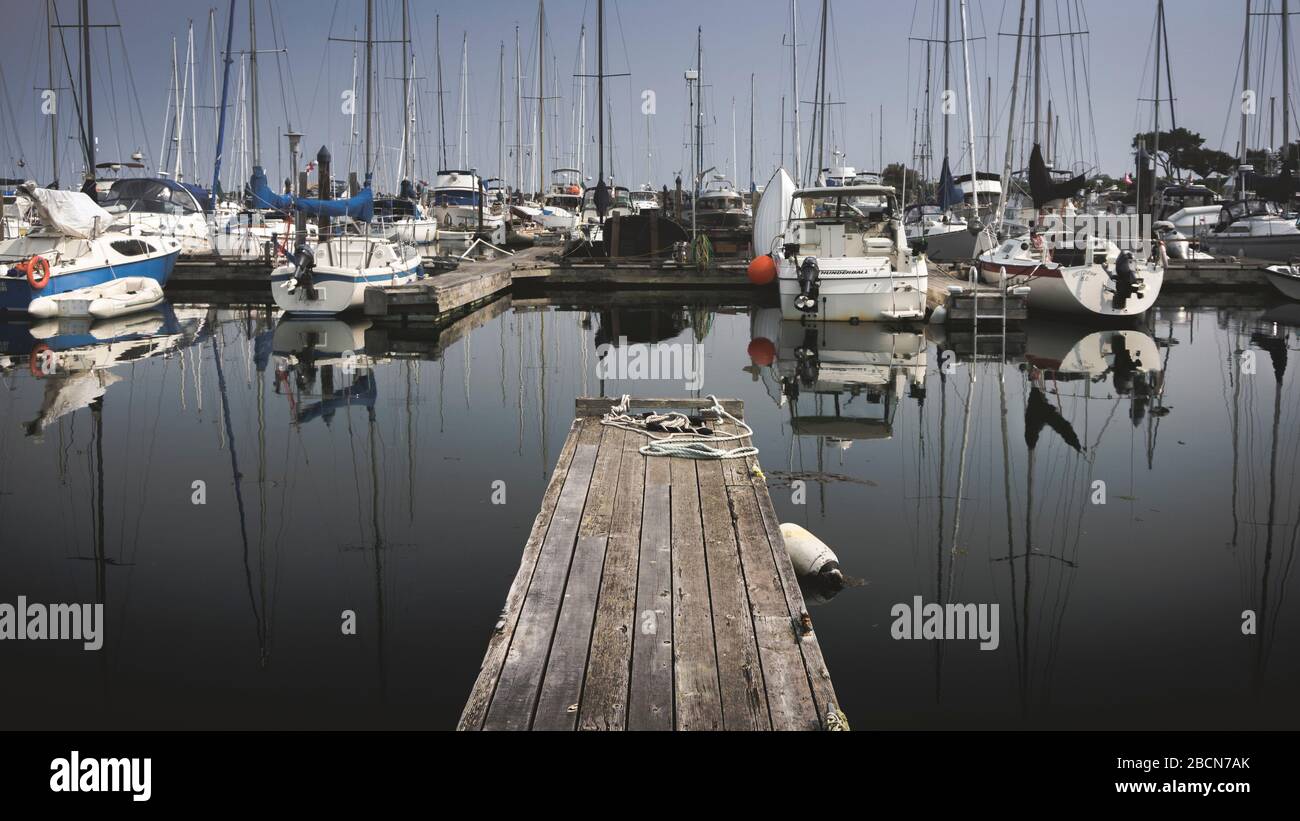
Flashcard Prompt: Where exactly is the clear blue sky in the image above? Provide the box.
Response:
[0,1,1280,193]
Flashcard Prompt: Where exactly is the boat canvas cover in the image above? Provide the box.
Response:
[249,166,374,222]
[1244,165,1298,204]
[1028,143,1086,209]
[21,184,114,239]
[937,157,964,211]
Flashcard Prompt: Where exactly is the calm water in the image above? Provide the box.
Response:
[1,290,1298,730]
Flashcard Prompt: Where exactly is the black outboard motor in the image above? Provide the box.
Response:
[1111,250,1139,310]
[795,256,820,313]
[794,328,821,387]
[285,242,317,299]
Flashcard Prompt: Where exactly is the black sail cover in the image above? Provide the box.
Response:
[1028,143,1087,209]
[1244,163,1298,203]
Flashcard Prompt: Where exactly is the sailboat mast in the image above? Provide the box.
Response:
[944,0,951,159]
[47,0,58,187]
[813,0,828,179]
[1152,0,1162,209]
[959,0,979,212]
[436,14,447,170]
[171,37,180,177]
[996,0,1027,233]
[791,0,800,181]
[402,0,412,182]
[1032,0,1041,146]
[537,1,546,196]
[81,0,95,176]
[210,0,235,207]
[514,25,522,191]
[459,33,468,170]
[577,25,586,183]
[248,0,259,167]
[597,0,604,186]
[1285,0,1291,155]
[749,73,755,190]
[190,21,198,179]
[498,41,505,184]
[1242,1,1250,179]
[696,26,703,183]
[364,0,374,178]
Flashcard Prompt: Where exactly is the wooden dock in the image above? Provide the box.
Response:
[459,397,841,731]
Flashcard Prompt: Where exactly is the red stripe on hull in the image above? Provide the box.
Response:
[978,261,1063,278]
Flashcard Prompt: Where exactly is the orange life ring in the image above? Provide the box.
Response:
[22,256,51,290]
[29,343,51,378]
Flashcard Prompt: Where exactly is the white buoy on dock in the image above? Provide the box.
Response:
[780,523,843,581]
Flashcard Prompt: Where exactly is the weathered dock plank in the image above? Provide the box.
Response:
[670,456,723,730]
[533,425,626,730]
[628,456,675,730]
[577,426,647,731]
[481,421,602,730]
[457,419,582,731]
[461,397,841,731]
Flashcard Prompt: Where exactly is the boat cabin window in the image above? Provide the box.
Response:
[433,190,481,207]
[110,239,157,256]
[793,192,894,230]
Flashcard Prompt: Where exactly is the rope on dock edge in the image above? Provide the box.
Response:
[599,394,759,460]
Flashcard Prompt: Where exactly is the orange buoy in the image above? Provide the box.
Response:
[747,254,777,286]
[747,337,776,366]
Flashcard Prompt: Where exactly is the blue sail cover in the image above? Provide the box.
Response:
[249,166,374,222]
[937,157,964,211]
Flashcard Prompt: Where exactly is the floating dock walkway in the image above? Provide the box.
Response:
[459,397,840,731]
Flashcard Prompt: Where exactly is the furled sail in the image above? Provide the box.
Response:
[1028,144,1086,209]
[249,166,374,222]
[936,157,964,211]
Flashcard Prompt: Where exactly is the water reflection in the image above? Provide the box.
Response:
[0,293,1296,729]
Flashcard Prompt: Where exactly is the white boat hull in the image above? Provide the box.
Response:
[978,255,1164,317]
[778,263,927,322]
[1264,265,1300,300]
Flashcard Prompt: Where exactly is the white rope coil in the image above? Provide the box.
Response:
[600,394,759,460]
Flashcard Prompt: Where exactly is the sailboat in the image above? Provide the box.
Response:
[977,0,1163,317]
[0,185,181,314]
[978,146,1165,317]
[1199,0,1300,262]
[264,0,423,316]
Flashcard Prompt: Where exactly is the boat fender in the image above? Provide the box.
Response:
[780,523,843,583]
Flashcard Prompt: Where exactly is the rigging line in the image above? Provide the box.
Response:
[110,0,154,170]
[0,61,27,169]
[267,0,300,132]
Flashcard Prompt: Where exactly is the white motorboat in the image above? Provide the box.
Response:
[773,183,927,322]
[431,170,505,234]
[1263,264,1300,299]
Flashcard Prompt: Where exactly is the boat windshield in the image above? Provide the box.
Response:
[792,192,894,227]
[433,190,481,207]
[101,179,203,215]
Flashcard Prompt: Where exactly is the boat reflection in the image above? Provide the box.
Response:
[750,308,927,444]
[272,318,379,426]
[1,304,208,438]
